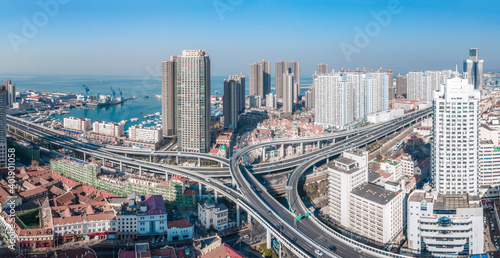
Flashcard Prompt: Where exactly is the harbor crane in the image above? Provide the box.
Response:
[110,87,116,99]
[82,84,90,102]
[118,88,123,98]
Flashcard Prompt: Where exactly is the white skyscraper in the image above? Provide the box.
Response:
[176,50,211,153]
[431,77,480,195]
[282,71,294,113]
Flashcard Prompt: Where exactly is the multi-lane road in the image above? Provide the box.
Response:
[8,108,432,257]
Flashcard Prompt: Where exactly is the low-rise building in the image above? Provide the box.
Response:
[128,125,162,144]
[198,195,234,231]
[167,218,194,241]
[349,182,405,244]
[63,117,91,133]
[407,189,484,256]
[92,121,124,138]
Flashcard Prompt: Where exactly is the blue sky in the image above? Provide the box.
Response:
[0,0,499,77]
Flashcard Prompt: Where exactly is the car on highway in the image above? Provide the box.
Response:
[205,178,211,182]
[267,210,272,215]
[329,245,337,252]
[226,189,231,194]
[354,248,362,253]
[315,249,323,256]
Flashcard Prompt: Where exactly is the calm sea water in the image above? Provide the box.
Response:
[2,74,313,130]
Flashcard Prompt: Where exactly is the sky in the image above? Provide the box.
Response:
[0,0,499,77]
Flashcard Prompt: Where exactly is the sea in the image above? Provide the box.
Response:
[3,74,313,130]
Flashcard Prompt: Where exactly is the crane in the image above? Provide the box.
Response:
[81,84,90,102]
[110,87,116,99]
[118,88,123,98]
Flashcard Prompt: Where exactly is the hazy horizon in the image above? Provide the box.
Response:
[1,0,499,78]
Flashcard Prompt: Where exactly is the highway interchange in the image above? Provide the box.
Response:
[7,108,431,257]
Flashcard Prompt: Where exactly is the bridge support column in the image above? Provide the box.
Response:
[243,153,247,165]
[63,148,66,155]
[236,204,240,227]
[149,155,152,162]
[199,182,202,201]
[119,161,123,171]
[49,143,52,149]
[197,158,200,167]
[220,162,223,168]
[300,142,303,154]
[261,147,266,161]
[214,190,218,203]
[280,144,284,158]
[317,141,320,149]
[124,153,127,157]
[266,230,271,249]
[139,166,142,176]
[102,158,105,167]
[176,156,179,164]
[247,213,251,224]
[83,152,86,161]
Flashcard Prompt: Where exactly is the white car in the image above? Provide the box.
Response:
[205,178,211,182]
[315,249,323,256]
[354,248,362,253]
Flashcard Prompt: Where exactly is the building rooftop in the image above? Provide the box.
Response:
[434,194,481,209]
[335,157,356,166]
[350,183,399,206]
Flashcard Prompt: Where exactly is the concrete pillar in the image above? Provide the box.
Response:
[236,204,240,227]
[149,155,152,162]
[261,147,266,161]
[63,148,66,155]
[102,158,105,167]
[124,153,127,157]
[243,153,247,165]
[120,161,123,171]
[139,166,142,176]
[199,182,202,201]
[83,152,86,161]
[300,142,303,153]
[176,156,179,164]
[280,144,284,158]
[197,158,200,167]
[247,212,252,224]
[220,162,223,168]
[317,140,320,148]
[266,230,272,249]
[214,190,218,203]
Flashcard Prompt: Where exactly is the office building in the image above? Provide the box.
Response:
[6,83,15,107]
[176,50,211,153]
[223,74,245,130]
[288,61,300,102]
[463,48,484,90]
[63,117,92,132]
[249,59,271,99]
[282,70,294,113]
[407,70,453,102]
[161,56,177,137]
[396,74,407,98]
[314,70,390,128]
[328,150,403,244]
[266,93,277,109]
[128,125,162,143]
[407,190,484,256]
[432,77,480,195]
[317,63,329,74]
[327,150,368,227]
[0,86,5,167]
[479,124,500,198]
[349,182,404,244]
[275,60,287,99]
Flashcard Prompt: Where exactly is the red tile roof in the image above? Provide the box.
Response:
[201,243,244,258]
[168,219,193,229]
